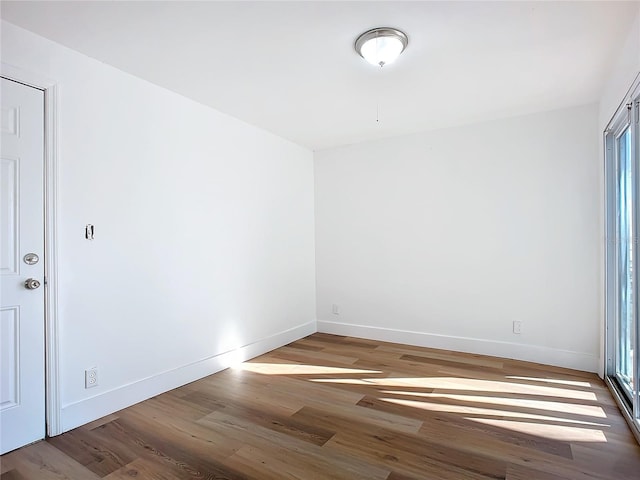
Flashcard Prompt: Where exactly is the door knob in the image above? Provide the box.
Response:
[24,278,41,290]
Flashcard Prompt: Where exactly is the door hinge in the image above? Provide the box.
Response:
[43,276,47,286]
[628,102,633,124]
[635,101,639,124]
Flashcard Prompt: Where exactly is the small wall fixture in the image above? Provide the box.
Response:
[355,27,408,67]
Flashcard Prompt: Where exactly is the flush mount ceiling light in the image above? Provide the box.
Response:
[355,27,408,67]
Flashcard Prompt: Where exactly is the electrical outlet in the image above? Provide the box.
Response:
[332,304,340,315]
[513,321,522,334]
[85,367,98,388]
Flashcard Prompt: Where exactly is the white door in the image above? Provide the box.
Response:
[0,77,45,454]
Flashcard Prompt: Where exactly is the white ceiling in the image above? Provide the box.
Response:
[1,1,637,150]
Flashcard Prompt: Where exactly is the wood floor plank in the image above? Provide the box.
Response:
[505,464,572,480]
[324,431,502,480]
[401,353,506,372]
[198,410,390,480]
[355,395,619,479]
[1,470,30,480]
[274,344,361,365]
[46,426,134,477]
[229,442,377,480]
[114,411,250,480]
[118,407,244,461]
[0,441,102,480]
[220,447,296,480]
[213,403,336,446]
[103,455,190,480]
[210,367,367,409]
[291,407,504,479]
[569,443,640,480]
[282,341,324,352]
[2,332,639,479]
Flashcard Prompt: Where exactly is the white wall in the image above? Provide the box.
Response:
[599,5,640,130]
[1,21,316,432]
[315,104,600,372]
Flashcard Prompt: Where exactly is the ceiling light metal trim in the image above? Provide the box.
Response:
[354,27,408,66]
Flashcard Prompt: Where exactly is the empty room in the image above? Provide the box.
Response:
[1,1,640,479]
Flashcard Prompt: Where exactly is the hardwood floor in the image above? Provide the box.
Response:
[2,333,640,479]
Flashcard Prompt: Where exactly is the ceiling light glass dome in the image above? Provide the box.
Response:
[355,27,408,67]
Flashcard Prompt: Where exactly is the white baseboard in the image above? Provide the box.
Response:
[317,320,599,373]
[60,320,316,433]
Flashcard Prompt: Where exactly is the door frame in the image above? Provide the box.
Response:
[1,63,61,437]
[604,72,640,444]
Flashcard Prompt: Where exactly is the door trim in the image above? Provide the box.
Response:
[1,63,61,437]
[604,72,640,445]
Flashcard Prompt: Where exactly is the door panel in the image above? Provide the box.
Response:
[0,78,45,454]
[615,125,635,398]
[1,157,18,274]
[0,307,19,409]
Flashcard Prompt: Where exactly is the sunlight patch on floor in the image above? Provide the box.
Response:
[505,376,593,388]
[468,417,608,442]
[236,363,381,375]
[311,378,385,386]
[379,397,609,427]
[311,376,597,401]
[378,390,607,418]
